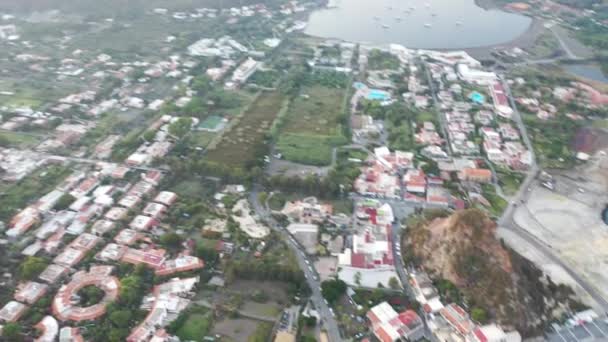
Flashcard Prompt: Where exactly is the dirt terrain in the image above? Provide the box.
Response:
[405,209,585,335]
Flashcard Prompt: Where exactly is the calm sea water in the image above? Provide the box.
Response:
[564,64,608,84]
[305,0,532,49]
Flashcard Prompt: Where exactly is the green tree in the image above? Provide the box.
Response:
[388,277,400,290]
[354,271,362,286]
[119,275,144,307]
[168,117,193,138]
[471,307,487,323]
[160,232,183,250]
[53,193,76,211]
[2,323,23,341]
[321,279,347,304]
[109,309,133,328]
[19,256,48,280]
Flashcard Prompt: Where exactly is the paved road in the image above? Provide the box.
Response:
[249,186,343,342]
[422,60,453,156]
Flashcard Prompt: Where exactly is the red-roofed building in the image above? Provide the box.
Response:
[367,302,424,341]
[440,303,475,336]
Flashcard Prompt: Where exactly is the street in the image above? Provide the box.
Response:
[249,186,343,342]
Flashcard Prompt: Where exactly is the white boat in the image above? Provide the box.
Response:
[431,13,437,16]
[424,23,432,28]
[382,24,390,29]
[456,21,462,26]
[373,16,380,20]
[395,17,402,21]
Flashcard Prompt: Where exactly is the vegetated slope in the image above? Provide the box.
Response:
[404,209,585,336]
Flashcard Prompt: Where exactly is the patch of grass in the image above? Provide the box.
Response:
[190,131,216,148]
[481,184,507,217]
[276,133,344,166]
[415,111,437,124]
[0,164,72,221]
[0,131,42,148]
[176,313,212,341]
[329,199,353,215]
[281,86,346,137]
[496,168,524,196]
[170,180,205,198]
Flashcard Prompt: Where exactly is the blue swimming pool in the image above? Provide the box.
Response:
[468,91,485,104]
[367,89,391,101]
[353,82,366,90]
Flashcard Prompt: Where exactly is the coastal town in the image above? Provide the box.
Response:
[0,0,607,341]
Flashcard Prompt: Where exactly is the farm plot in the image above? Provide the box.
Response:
[206,91,286,168]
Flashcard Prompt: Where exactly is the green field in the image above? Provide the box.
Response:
[198,115,224,131]
[206,91,286,168]
[276,134,338,166]
[281,86,346,137]
[276,85,348,165]
[0,131,42,148]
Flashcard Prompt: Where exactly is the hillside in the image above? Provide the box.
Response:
[404,209,585,335]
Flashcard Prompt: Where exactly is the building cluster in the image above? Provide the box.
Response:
[307,40,356,73]
[0,157,204,339]
[354,146,476,207]
[421,50,531,170]
[405,271,522,342]
[127,277,199,342]
[334,199,400,288]
[126,115,197,166]
[367,302,425,342]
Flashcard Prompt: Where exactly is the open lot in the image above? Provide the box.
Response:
[276,85,348,166]
[206,91,286,169]
[212,318,262,342]
[507,152,608,310]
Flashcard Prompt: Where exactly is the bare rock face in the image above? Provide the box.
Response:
[406,209,584,335]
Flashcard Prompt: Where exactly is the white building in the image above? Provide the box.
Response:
[231,58,259,83]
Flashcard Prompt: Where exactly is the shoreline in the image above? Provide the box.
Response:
[302,2,544,59]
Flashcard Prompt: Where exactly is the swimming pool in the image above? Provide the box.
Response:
[367,89,391,101]
[353,82,366,90]
[468,91,485,104]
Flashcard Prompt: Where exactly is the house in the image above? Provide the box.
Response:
[440,303,475,336]
[39,264,69,284]
[14,281,48,304]
[231,58,259,83]
[154,191,178,206]
[114,229,141,245]
[155,255,205,276]
[6,206,40,237]
[459,168,492,183]
[105,207,129,221]
[91,220,116,236]
[52,268,119,321]
[121,247,166,268]
[35,315,59,342]
[130,215,157,231]
[403,169,427,194]
[142,202,167,219]
[367,302,425,342]
[59,327,85,342]
[0,301,28,322]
